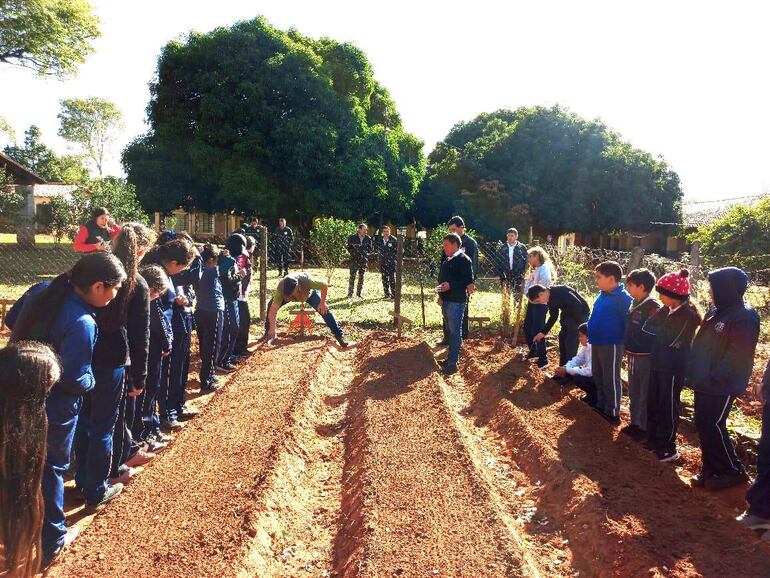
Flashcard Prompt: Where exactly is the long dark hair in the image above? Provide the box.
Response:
[0,341,60,577]
[142,237,195,272]
[89,206,109,225]
[11,252,126,343]
[98,223,154,332]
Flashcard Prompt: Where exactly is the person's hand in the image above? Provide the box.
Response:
[127,388,143,398]
[533,332,545,342]
[238,268,247,278]
[162,350,170,357]
[174,295,188,306]
[437,282,450,293]
[554,366,567,378]
[467,284,477,294]
[318,302,329,315]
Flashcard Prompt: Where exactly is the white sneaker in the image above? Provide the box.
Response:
[45,525,81,565]
[736,511,770,530]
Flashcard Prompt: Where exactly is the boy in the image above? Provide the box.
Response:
[553,323,596,406]
[437,233,475,375]
[622,269,661,441]
[587,261,633,425]
[688,267,759,489]
[528,283,590,366]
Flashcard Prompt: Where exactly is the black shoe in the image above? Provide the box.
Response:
[435,340,449,347]
[690,472,710,487]
[438,359,449,368]
[536,360,549,370]
[656,448,680,463]
[215,364,237,373]
[336,337,350,349]
[161,419,185,433]
[200,383,221,394]
[602,412,621,426]
[441,365,458,375]
[178,409,200,421]
[705,471,749,491]
[579,394,596,407]
[620,424,646,442]
[383,295,391,300]
[526,352,539,360]
[346,293,353,299]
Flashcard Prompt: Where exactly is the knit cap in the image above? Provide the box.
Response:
[656,269,691,300]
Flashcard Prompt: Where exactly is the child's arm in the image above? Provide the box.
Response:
[700,315,760,394]
[58,318,97,395]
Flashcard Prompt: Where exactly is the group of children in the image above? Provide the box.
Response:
[1,219,260,572]
[522,249,764,499]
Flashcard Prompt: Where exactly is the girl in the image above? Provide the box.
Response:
[233,235,255,358]
[523,247,556,369]
[137,235,195,445]
[0,342,60,577]
[74,223,155,504]
[642,269,702,462]
[7,251,126,563]
[196,245,225,392]
[217,238,244,371]
[73,207,120,253]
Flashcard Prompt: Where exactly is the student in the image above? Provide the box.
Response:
[553,324,596,406]
[436,233,475,375]
[523,247,556,369]
[493,227,528,293]
[586,261,633,425]
[72,207,120,253]
[642,269,701,462]
[622,268,661,441]
[0,342,61,577]
[738,358,770,532]
[74,224,155,509]
[233,235,255,358]
[264,272,350,348]
[196,245,225,392]
[217,238,245,371]
[688,267,759,489]
[7,251,126,563]
[528,283,590,366]
[138,236,195,444]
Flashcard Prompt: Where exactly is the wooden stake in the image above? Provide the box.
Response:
[259,225,268,321]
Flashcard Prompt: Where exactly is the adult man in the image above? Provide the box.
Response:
[274,218,294,277]
[494,228,528,292]
[440,216,477,342]
[437,233,475,375]
[378,225,397,299]
[347,223,372,298]
[527,284,591,365]
[263,272,349,348]
[243,218,263,255]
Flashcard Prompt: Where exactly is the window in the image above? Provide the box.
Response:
[197,213,214,234]
[175,211,189,232]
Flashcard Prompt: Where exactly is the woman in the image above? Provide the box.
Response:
[7,251,126,563]
[0,342,61,578]
[523,247,556,368]
[73,207,121,253]
[73,223,155,506]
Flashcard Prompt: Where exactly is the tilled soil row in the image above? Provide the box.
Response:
[48,337,330,577]
[456,339,770,578]
[332,336,537,577]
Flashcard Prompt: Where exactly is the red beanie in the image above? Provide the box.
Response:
[656,269,691,300]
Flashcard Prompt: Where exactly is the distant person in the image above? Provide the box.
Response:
[522,247,555,369]
[0,341,61,577]
[494,227,528,293]
[347,224,373,298]
[73,207,120,253]
[527,283,590,366]
[587,261,633,426]
[274,218,293,277]
[243,218,263,255]
[689,267,759,489]
[622,269,661,441]
[552,323,596,406]
[378,225,397,300]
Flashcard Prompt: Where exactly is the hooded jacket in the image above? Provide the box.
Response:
[587,284,633,345]
[688,267,760,397]
[624,295,662,355]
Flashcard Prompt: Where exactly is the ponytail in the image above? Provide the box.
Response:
[143,237,195,270]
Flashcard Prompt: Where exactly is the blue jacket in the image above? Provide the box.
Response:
[587,284,633,345]
[7,282,98,395]
[196,266,225,312]
[688,267,760,397]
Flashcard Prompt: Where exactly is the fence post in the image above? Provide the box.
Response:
[629,246,644,272]
[690,242,702,282]
[501,281,511,337]
[259,226,268,321]
[419,261,426,328]
[394,234,404,335]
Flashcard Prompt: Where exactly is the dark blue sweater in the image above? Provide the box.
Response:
[196,266,225,311]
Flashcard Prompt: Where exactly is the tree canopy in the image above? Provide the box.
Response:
[4,125,89,183]
[123,16,424,227]
[0,0,100,77]
[58,97,123,175]
[415,106,682,240]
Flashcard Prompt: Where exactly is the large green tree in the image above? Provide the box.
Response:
[416,106,682,239]
[4,125,90,183]
[123,17,424,228]
[58,97,123,175]
[0,0,100,77]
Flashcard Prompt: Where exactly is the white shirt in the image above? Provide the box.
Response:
[524,263,554,292]
[565,343,592,377]
[668,303,684,316]
[448,248,464,260]
[507,242,519,269]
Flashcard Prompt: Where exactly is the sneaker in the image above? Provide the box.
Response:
[178,408,200,421]
[215,364,237,373]
[336,337,350,349]
[579,395,596,407]
[84,483,124,513]
[200,383,221,394]
[705,471,750,491]
[44,525,81,566]
[536,360,549,370]
[736,511,770,530]
[441,365,458,375]
[161,419,185,433]
[109,466,144,486]
[126,450,155,468]
[143,437,168,453]
[438,359,449,368]
[526,352,539,360]
[656,448,680,463]
[690,472,710,487]
[601,412,621,426]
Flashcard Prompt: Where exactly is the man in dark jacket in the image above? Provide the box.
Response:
[528,284,591,365]
[437,233,475,375]
[688,267,760,490]
[439,216,478,343]
[494,228,528,292]
[378,225,397,299]
[243,218,263,255]
[273,218,293,277]
[347,224,373,298]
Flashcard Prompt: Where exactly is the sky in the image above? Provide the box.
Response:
[2,0,769,202]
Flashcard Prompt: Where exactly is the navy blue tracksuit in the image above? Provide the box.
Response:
[217,258,241,367]
[747,361,770,517]
[196,266,225,390]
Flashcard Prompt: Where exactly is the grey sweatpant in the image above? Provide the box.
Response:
[627,354,652,430]
[592,344,625,418]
